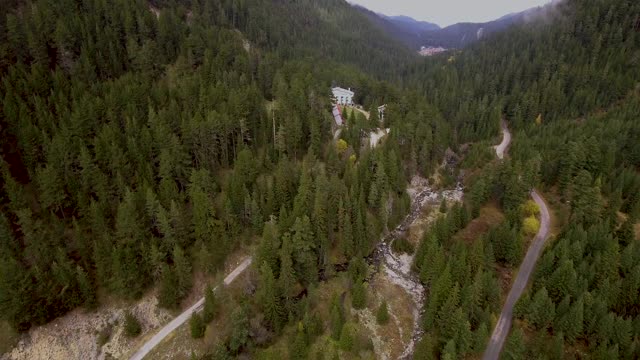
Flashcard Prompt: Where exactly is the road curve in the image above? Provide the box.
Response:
[129,258,252,360]
[494,120,511,160]
[483,125,551,360]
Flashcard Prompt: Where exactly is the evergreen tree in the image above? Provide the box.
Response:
[124,311,142,338]
[330,295,344,340]
[189,312,205,339]
[351,281,367,309]
[259,262,283,331]
[202,285,218,324]
[502,327,526,360]
[376,300,390,325]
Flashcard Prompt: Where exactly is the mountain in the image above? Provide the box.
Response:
[419,7,536,48]
[225,0,418,78]
[356,4,546,50]
[383,15,441,33]
[351,4,426,49]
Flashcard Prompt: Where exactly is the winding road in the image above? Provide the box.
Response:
[483,124,551,360]
[494,120,511,160]
[129,258,252,360]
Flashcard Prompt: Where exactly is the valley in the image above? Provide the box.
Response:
[1,0,639,359]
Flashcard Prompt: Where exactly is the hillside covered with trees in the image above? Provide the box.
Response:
[0,0,445,335]
[0,0,639,358]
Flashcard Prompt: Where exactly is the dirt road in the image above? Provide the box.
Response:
[483,125,551,360]
[494,120,511,160]
[128,258,252,360]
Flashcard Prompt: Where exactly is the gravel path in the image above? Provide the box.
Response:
[494,120,511,160]
[483,124,551,360]
[128,258,252,360]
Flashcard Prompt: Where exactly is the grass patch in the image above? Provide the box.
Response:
[0,321,19,355]
[453,202,505,243]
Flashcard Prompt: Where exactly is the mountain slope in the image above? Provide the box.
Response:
[407,0,640,141]
[357,4,548,50]
[224,0,418,78]
[384,15,440,33]
[419,8,534,48]
[352,4,427,49]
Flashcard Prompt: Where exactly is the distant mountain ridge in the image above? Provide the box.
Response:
[381,14,441,33]
[354,4,547,50]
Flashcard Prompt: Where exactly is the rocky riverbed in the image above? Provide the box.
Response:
[368,175,463,359]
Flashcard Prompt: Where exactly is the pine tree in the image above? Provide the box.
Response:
[339,322,355,352]
[376,300,390,325]
[527,287,555,330]
[158,265,180,309]
[502,327,526,360]
[259,262,283,331]
[572,170,602,225]
[278,233,296,309]
[76,266,97,309]
[330,295,344,340]
[341,212,355,259]
[202,285,218,323]
[290,216,317,284]
[256,221,280,274]
[442,339,457,360]
[190,312,205,339]
[173,245,192,298]
[229,306,249,354]
[351,281,367,309]
[473,322,489,354]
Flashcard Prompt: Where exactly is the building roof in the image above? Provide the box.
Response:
[332,105,343,126]
[331,87,354,96]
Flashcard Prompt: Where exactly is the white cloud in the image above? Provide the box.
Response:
[349,0,551,27]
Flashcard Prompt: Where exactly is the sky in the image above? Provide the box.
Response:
[349,0,552,27]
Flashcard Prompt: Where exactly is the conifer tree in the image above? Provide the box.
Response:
[502,327,526,360]
[202,285,218,324]
[376,300,390,325]
[190,312,205,339]
[351,281,367,309]
[330,295,344,340]
[259,262,283,331]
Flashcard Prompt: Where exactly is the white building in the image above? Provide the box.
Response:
[332,87,354,106]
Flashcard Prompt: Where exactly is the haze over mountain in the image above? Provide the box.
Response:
[349,0,551,26]
[354,2,554,49]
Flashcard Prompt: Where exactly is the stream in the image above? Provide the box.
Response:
[368,179,463,359]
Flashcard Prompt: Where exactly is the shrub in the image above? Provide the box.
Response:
[336,139,348,154]
[521,200,540,217]
[523,216,540,235]
[96,326,112,347]
[391,237,415,255]
[123,312,141,338]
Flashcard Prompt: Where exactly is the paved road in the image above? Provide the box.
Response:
[129,258,252,360]
[483,125,551,360]
[494,120,511,160]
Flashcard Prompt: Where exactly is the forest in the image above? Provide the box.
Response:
[0,0,639,358]
[0,0,444,333]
